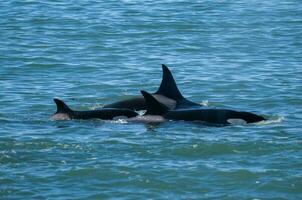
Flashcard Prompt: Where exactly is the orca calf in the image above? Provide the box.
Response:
[51,98,138,120]
[103,64,202,111]
[140,91,265,125]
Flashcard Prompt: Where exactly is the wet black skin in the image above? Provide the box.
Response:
[141,91,265,125]
[103,64,202,110]
[103,96,147,111]
[66,109,138,120]
[164,109,265,125]
[52,99,138,120]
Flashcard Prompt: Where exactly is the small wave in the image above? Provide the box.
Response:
[110,118,129,124]
[137,110,146,115]
[200,100,209,106]
[89,104,103,110]
[257,115,284,125]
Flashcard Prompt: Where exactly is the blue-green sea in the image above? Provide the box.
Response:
[1,1,301,199]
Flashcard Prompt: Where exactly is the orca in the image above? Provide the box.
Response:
[51,98,138,120]
[140,91,265,125]
[103,64,202,111]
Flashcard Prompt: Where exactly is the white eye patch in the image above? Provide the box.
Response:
[227,118,247,125]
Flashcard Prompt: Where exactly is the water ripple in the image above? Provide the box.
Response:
[1,0,302,199]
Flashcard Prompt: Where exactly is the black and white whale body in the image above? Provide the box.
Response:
[51,98,138,120]
[140,91,265,125]
[103,64,202,111]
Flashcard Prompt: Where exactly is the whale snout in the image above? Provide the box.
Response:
[240,112,265,123]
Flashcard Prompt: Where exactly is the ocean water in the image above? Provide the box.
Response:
[1,0,302,199]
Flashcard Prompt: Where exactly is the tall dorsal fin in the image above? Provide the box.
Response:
[141,91,169,115]
[155,64,184,100]
[53,98,73,113]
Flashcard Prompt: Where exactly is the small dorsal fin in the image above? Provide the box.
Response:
[53,98,73,113]
[141,91,169,115]
[155,64,184,100]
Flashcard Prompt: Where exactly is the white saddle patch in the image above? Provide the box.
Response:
[153,94,177,109]
[127,115,165,123]
[50,113,71,120]
[227,118,247,125]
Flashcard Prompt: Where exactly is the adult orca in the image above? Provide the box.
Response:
[51,98,138,120]
[140,91,265,125]
[103,64,202,111]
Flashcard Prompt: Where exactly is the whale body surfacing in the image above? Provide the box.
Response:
[103,64,202,111]
[140,91,265,126]
[51,99,138,121]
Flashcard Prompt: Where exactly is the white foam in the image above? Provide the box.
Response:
[200,100,209,106]
[257,116,284,125]
[112,116,128,120]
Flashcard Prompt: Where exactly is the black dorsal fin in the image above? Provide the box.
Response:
[53,98,73,113]
[155,64,184,100]
[141,91,169,115]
